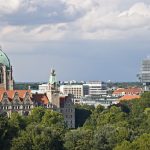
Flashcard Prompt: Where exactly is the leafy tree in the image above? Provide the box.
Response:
[11,125,65,150]
[29,107,45,123]
[9,112,27,130]
[41,110,64,128]
[75,104,92,128]
[93,125,129,150]
[114,140,133,150]
[0,116,9,150]
[115,133,150,150]
[84,105,104,129]
[64,128,93,150]
[132,133,150,150]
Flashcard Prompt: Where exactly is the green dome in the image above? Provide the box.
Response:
[0,49,11,69]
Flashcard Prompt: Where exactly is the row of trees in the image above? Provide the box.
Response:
[0,108,65,150]
[0,92,150,150]
[65,92,150,150]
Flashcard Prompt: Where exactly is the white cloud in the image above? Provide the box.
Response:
[0,0,21,14]
[0,0,150,42]
[0,23,68,43]
[70,2,150,40]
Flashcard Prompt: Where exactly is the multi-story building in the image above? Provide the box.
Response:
[60,84,83,103]
[60,94,75,128]
[38,84,49,93]
[0,90,34,117]
[81,95,118,108]
[84,81,107,96]
[59,81,108,104]
[112,87,142,97]
[140,58,150,91]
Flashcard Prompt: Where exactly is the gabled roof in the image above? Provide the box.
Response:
[0,90,31,102]
[32,93,49,105]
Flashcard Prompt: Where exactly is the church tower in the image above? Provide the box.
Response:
[46,69,60,109]
[0,48,14,90]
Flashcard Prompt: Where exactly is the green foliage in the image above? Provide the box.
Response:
[41,110,64,128]
[29,107,45,123]
[84,106,128,129]
[11,126,64,150]
[64,128,93,150]
[93,125,129,150]
[114,140,133,150]
[15,82,39,90]
[75,104,93,128]
[114,133,150,150]
[1,92,150,150]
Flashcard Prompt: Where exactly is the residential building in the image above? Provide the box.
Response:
[60,94,75,128]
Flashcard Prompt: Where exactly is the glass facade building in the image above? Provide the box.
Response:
[141,59,150,82]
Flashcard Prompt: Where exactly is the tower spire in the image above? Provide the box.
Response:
[49,68,57,85]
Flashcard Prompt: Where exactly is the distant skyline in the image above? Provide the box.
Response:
[0,0,150,82]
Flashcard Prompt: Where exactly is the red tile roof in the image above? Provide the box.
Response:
[32,93,49,105]
[113,88,142,95]
[0,90,31,102]
[119,95,140,101]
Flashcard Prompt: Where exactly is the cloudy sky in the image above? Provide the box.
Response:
[0,0,150,82]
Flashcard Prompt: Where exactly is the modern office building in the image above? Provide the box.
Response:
[83,81,107,96]
[140,58,150,91]
[60,84,84,103]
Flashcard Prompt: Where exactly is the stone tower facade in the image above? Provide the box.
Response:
[46,69,60,109]
[0,49,14,90]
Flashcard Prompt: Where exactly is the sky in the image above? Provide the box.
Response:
[0,0,150,82]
